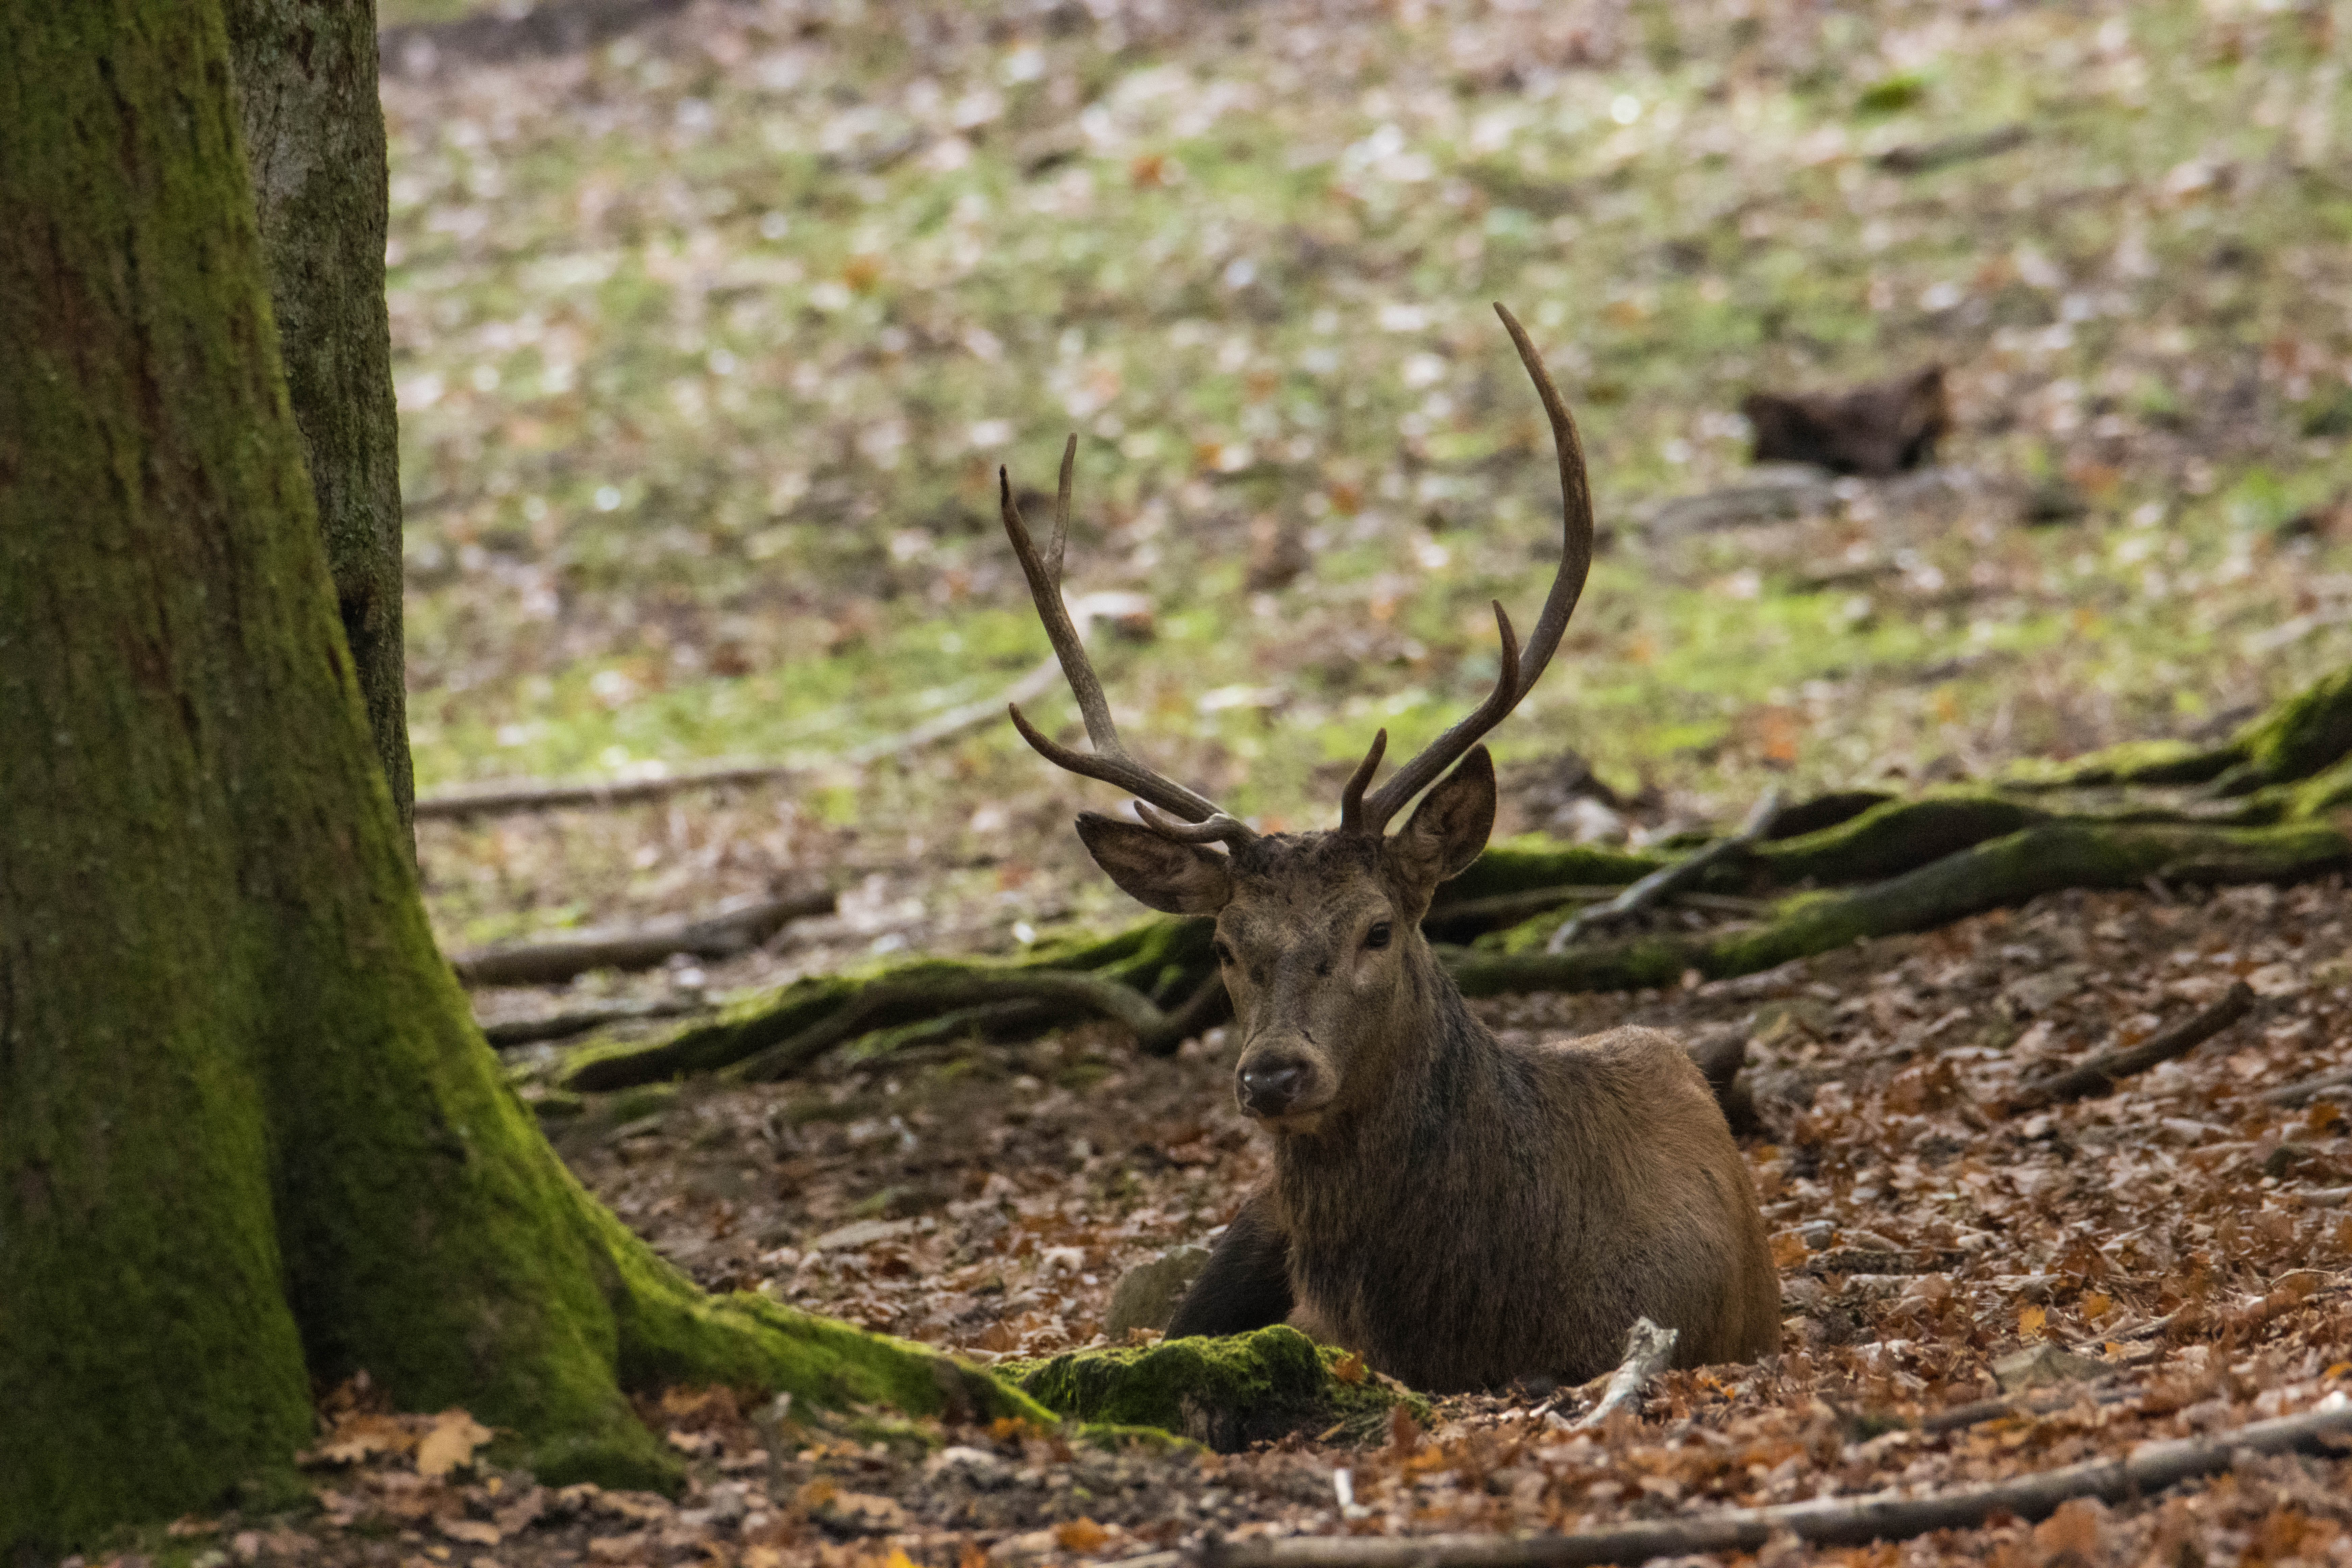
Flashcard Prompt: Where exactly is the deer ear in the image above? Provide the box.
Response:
[1075,812,1235,914]
[1391,746,1496,888]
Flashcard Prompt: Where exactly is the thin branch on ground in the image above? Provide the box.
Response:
[414,656,1060,820]
[1564,1318,1677,1431]
[1177,1398,2352,1568]
[2263,1066,2352,1107]
[1918,1379,2138,1435]
[481,995,711,1048]
[451,889,836,987]
[1876,122,2029,174]
[2005,982,2255,1113]
[1546,790,1783,954]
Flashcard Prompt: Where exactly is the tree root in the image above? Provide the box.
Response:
[1449,819,2351,998]
[550,667,2352,1094]
[1547,791,1782,951]
[563,917,1218,1091]
[559,820,2348,1091]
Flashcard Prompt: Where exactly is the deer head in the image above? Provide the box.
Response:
[999,304,1594,1133]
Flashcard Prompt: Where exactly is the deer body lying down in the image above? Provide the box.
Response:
[1096,767,1781,1392]
[995,304,1779,1392]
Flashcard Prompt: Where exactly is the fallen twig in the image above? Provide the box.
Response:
[1876,122,2030,175]
[414,655,1062,821]
[1546,791,1783,953]
[1918,1380,2136,1435]
[1189,1396,2352,1568]
[2263,1067,2352,1107]
[451,889,835,987]
[1566,1318,1677,1430]
[480,995,710,1048]
[2006,982,2255,1113]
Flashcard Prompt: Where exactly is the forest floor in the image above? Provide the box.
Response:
[117,877,2352,1568]
[114,0,2352,1564]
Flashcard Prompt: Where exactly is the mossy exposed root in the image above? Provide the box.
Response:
[1449,818,2352,997]
[554,665,2352,1093]
[1013,1326,1429,1453]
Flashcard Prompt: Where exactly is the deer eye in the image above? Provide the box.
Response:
[1365,921,1393,950]
[1213,939,1235,966]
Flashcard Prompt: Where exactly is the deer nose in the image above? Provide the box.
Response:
[1238,1059,1307,1116]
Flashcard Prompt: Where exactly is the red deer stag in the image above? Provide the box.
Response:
[995,304,1780,1393]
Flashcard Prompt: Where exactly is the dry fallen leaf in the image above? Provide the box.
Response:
[439,1519,501,1546]
[415,1409,495,1479]
[1054,1518,1111,1552]
[2031,1495,2110,1568]
[1332,1352,1366,1385]
[1770,1230,1811,1271]
[2018,1303,2048,1338]
[311,1412,417,1466]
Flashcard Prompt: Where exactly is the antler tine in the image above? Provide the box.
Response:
[999,451,1243,831]
[1491,302,1596,706]
[1350,304,1595,835]
[1337,728,1388,835]
[1354,602,1521,833]
[1134,800,1258,848]
[1047,433,1074,583]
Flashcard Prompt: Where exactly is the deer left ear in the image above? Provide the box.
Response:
[1391,746,1496,891]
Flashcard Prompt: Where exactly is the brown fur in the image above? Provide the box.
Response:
[1097,751,1781,1393]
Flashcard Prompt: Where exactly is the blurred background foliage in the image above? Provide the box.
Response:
[382,0,2352,939]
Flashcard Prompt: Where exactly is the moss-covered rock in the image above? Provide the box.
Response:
[1015,1327,1427,1452]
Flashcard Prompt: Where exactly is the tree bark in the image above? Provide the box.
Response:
[222,0,412,843]
[0,5,1040,1549]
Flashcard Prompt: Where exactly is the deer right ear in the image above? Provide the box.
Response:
[1390,746,1497,890]
[1075,812,1235,914]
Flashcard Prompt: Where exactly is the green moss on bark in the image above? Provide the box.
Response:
[1449,819,2352,998]
[564,917,1218,1092]
[1016,1327,1427,1452]
[1440,835,1666,900]
[223,0,411,843]
[1995,737,2235,790]
[1742,793,2051,888]
[2226,666,2352,792]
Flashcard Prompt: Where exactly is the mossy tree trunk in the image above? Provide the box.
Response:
[223,0,412,843]
[0,4,1043,1549]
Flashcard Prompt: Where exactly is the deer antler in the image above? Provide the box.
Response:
[1002,437,1256,841]
[1344,302,1595,837]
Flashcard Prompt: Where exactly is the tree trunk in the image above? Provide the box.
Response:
[222,0,413,843]
[0,5,1039,1548]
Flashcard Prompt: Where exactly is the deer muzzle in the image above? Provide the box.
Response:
[1235,1044,1329,1122]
